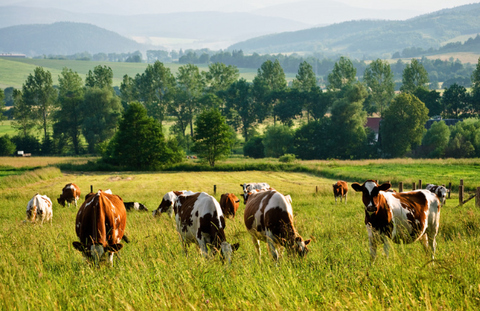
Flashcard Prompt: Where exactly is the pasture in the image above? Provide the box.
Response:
[1,164,480,310]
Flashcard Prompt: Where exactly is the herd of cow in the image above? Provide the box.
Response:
[24,179,448,265]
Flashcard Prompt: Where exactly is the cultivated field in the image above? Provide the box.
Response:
[1,162,480,310]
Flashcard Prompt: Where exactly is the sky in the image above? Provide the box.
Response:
[0,0,477,15]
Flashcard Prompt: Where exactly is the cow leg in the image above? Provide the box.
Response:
[335,196,337,204]
[344,194,347,204]
[251,235,261,257]
[366,223,378,262]
[107,252,114,266]
[266,231,280,260]
[382,235,390,257]
[198,238,209,259]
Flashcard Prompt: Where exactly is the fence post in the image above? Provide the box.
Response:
[412,182,416,191]
[476,188,480,208]
[316,186,318,194]
[459,185,464,206]
[448,182,452,199]
[418,179,422,189]
[90,185,93,193]
[399,182,403,193]
[214,185,216,195]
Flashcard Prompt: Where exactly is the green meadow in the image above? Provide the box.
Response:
[0,57,290,89]
[0,158,479,310]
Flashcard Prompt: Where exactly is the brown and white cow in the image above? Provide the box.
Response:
[333,180,348,204]
[244,190,310,260]
[240,182,272,204]
[57,183,81,207]
[174,192,239,264]
[219,193,240,219]
[351,180,441,262]
[26,194,53,224]
[72,189,127,265]
[152,190,197,217]
[426,184,448,206]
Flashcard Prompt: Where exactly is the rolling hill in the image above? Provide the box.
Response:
[228,3,480,59]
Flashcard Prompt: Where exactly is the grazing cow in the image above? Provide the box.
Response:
[72,190,127,265]
[240,182,272,204]
[244,190,310,260]
[57,183,81,207]
[333,180,348,204]
[26,194,53,224]
[219,193,240,218]
[152,190,197,217]
[174,192,239,264]
[124,202,148,212]
[351,180,441,262]
[426,184,448,206]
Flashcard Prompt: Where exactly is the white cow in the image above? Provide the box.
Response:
[26,194,53,224]
[240,182,272,204]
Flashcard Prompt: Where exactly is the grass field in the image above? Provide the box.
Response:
[0,159,480,310]
[0,58,290,89]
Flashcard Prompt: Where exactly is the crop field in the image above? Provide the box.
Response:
[1,160,480,310]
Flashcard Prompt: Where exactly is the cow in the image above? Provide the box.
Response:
[219,193,240,219]
[240,182,272,204]
[72,189,127,265]
[174,192,239,264]
[152,190,197,217]
[124,202,148,212]
[26,194,53,225]
[426,184,448,206]
[351,180,441,262]
[333,180,348,204]
[244,190,310,260]
[57,183,81,207]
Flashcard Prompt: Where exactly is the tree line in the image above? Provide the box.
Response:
[1,56,480,167]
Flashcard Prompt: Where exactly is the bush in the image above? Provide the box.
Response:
[0,135,16,156]
[243,136,265,158]
[279,154,296,163]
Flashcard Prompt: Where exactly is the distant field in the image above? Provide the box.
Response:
[0,58,286,89]
[0,120,16,136]
[425,52,480,64]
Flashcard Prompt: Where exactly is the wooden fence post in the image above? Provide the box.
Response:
[214,185,216,195]
[459,185,464,206]
[316,186,318,194]
[476,187,480,208]
[448,182,452,199]
[412,182,416,191]
[90,185,93,193]
[399,182,403,193]
[418,180,422,189]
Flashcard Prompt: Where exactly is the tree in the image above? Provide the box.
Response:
[104,102,183,169]
[0,88,6,121]
[442,83,470,118]
[292,61,317,92]
[262,125,295,158]
[82,87,123,153]
[12,89,35,137]
[243,136,265,158]
[202,62,240,94]
[0,135,16,156]
[327,56,357,91]
[85,65,114,89]
[252,60,287,123]
[400,59,429,93]
[274,89,304,126]
[381,93,429,157]
[192,108,234,167]
[363,59,395,116]
[176,64,204,138]
[22,67,57,144]
[421,121,450,158]
[53,67,84,154]
[413,88,442,117]
[471,57,480,89]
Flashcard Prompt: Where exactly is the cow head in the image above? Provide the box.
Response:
[220,242,240,265]
[351,180,391,213]
[57,197,66,207]
[153,191,178,217]
[72,241,123,265]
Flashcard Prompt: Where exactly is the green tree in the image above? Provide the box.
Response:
[53,68,84,154]
[0,135,16,156]
[442,83,470,118]
[192,108,234,167]
[202,62,240,94]
[243,136,265,158]
[471,57,480,89]
[400,59,429,93]
[381,93,429,157]
[0,89,6,121]
[294,119,333,160]
[413,88,442,117]
[262,125,295,158]
[22,67,57,144]
[274,89,304,126]
[327,56,357,91]
[85,65,114,89]
[104,102,183,169]
[252,60,287,123]
[12,89,35,137]
[82,87,123,153]
[363,59,395,116]
[176,64,204,138]
[292,61,317,92]
[421,121,450,158]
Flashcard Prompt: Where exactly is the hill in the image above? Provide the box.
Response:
[0,22,145,56]
[228,3,480,59]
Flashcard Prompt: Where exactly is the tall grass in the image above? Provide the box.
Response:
[0,170,479,310]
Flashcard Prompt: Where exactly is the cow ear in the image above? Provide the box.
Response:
[378,183,391,191]
[351,183,363,192]
[72,241,84,252]
[106,243,123,253]
[304,239,311,246]
[232,243,240,252]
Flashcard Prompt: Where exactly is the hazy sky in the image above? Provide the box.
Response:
[0,0,477,15]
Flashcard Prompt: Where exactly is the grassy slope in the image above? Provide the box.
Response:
[0,166,479,310]
[0,58,282,89]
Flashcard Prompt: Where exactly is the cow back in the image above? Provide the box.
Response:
[220,193,240,218]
